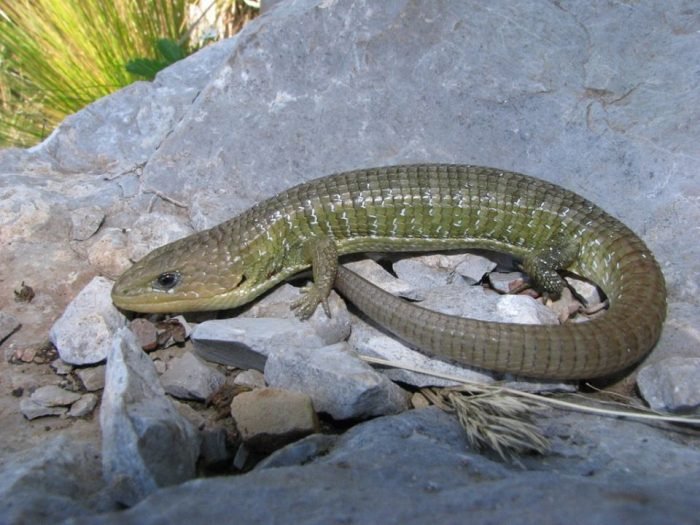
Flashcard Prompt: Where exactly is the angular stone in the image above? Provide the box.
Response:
[49,276,127,365]
[160,351,226,401]
[637,357,700,412]
[240,284,351,345]
[191,317,328,369]
[411,392,431,409]
[28,384,82,407]
[20,399,67,420]
[50,358,73,375]
[495,295,559,325]
[100,328,199,506]
[546,287,581,323]
[455,254,498,284]
[233,369,266,389]
[565,276,603,306]
[76,365,106,392]
[231,387,319,453]
[349,316,495,388]
[265,342,410,420]
[393,257,456,289]
[129,318,158,351]
[488,271,529,294]
[68,393,99,417]
[342,259,418,298]
[154,315,192,348]
[255,434,339,470]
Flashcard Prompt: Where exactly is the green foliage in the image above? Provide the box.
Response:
[0,0,189,147]
[126,38,188,80]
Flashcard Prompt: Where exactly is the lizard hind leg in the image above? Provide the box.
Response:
[521,237,580,298]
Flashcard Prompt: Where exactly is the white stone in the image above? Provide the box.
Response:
[49,277,127,365]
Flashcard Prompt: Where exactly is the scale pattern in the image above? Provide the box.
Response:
[112,165,666,379]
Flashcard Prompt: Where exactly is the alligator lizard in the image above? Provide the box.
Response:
[111,164,666,380]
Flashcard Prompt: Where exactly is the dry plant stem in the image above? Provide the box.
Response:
[422,386,550,461]
[361,355,700,426]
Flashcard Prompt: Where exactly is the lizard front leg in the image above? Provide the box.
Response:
[290,236,338,319]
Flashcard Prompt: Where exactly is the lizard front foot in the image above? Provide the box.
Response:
[290,236,337,320]
[291,283,331,320]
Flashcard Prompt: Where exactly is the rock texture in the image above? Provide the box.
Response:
[0,436,113,524]
[20,385,82,420]
[100,329,199,506]
[265,342,410,419]
[0,1,698,524]
[637,357,700,412]
[64,408,700,525]
[160,351,226,401]
[49,277,127,365]
[230,387,319,453]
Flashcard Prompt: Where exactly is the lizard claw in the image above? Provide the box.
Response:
[291,283,330,320]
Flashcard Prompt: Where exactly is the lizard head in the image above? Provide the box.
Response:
[111,228,268,313]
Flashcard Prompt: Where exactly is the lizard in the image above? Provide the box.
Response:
[111,164,666,380]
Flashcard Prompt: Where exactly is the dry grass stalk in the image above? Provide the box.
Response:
[422,385,550,461]
[361,355,700,462]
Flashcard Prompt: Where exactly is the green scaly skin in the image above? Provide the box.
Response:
[112,164,666,380]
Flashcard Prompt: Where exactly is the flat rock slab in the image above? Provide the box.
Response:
[191,317,329,370]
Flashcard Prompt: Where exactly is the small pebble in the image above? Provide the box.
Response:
[68,393,99,417]
[233,370,266,389]
[411,392,431,409]
[76,365,106,392]
[488,271,528,294]
[231,388,320,453]
[50,359,73,376]
[130,318,159,351]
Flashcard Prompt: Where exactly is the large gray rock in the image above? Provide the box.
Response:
[100,329,200,506]
[0,436,112,525]
[126,213,193,262]
[0,0,696,385]
[0,1,699,523]
[64,408,700,525]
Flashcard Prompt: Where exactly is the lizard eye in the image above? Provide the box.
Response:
[154,271,181,291]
